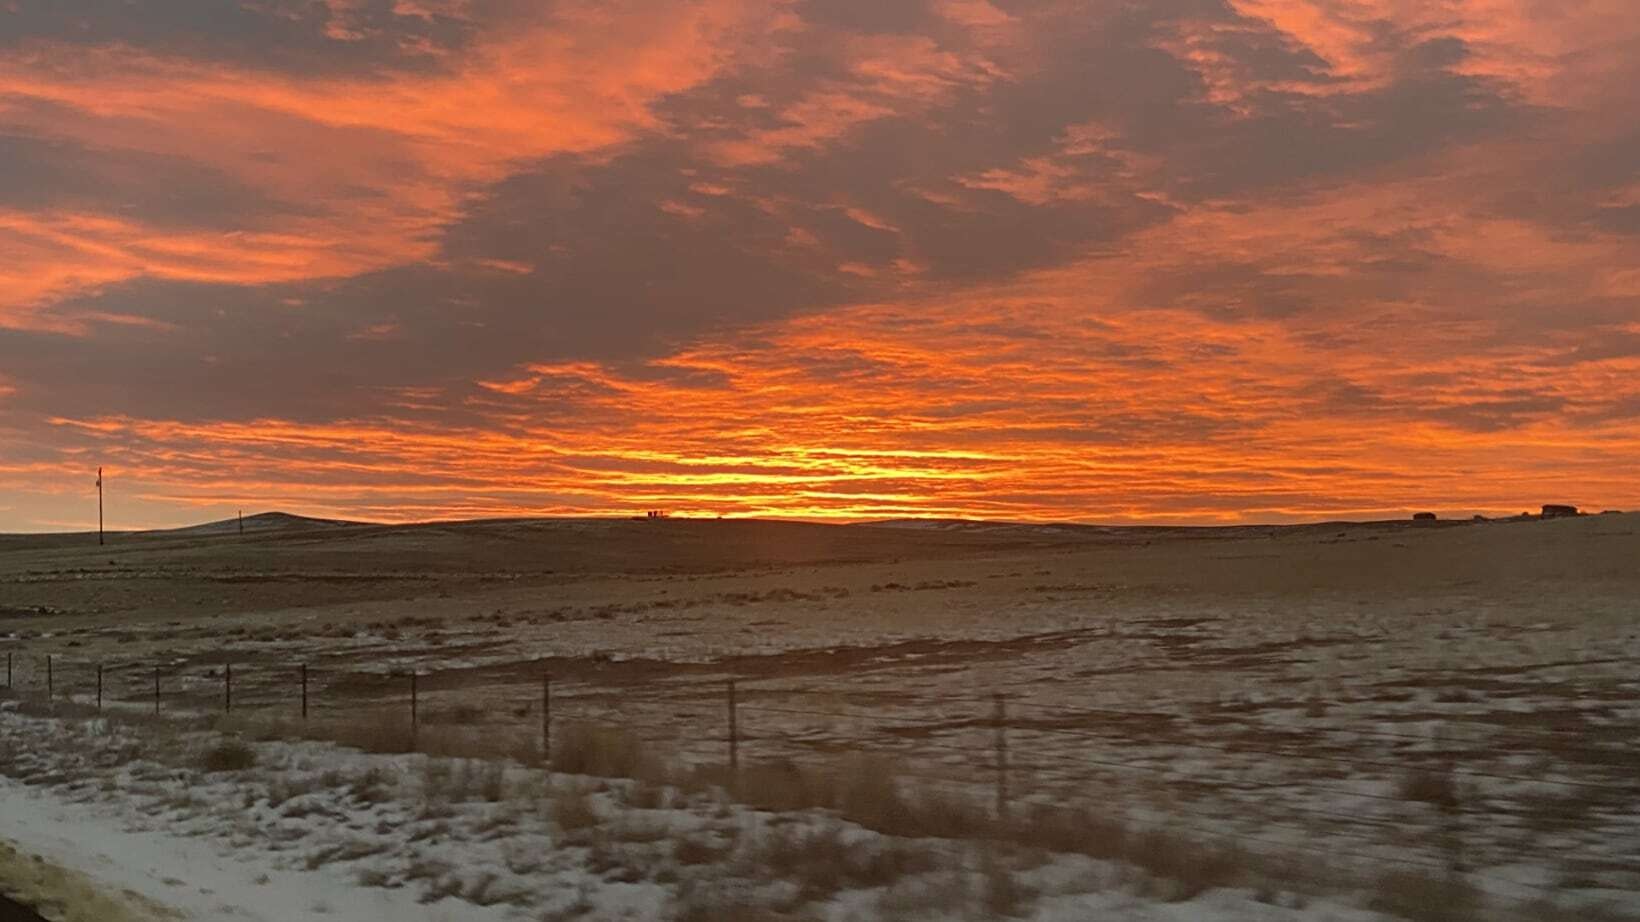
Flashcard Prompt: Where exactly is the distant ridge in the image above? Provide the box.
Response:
[860,516,1455,536]
[153,511,358,537]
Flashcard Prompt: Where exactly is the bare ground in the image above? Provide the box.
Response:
[2,513,1637,917]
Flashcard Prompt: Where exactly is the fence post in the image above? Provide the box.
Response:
[224,662,232,713]
[409,672,419,750]
[153,666,160,715]
[96,664,103,710]
[1440,725,1464,877]
[300,663,308,720]
[46,654,52,700]
[993,692,1009,823]
[5,651,10,689]
[727,678,739,780]
[541,669,551,766]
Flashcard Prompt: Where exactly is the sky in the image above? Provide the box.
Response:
[1,0,1637,531]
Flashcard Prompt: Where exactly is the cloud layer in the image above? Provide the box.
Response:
[2,0,1637,529]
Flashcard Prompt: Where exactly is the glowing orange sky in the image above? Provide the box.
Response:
[1,0,1637,530]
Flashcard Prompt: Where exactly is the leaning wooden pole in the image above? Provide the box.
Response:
[96,467,104,547]
[541,669,552,766]
[993,692,1009,823]
[727,679,739,780]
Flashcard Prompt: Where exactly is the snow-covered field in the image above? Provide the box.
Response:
[2,702,1427,922]
[2,513,1638,919]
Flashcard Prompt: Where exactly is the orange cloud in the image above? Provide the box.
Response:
[1224,0,1640,105]
[2,0,1637,531]
[13,274,1637,528]
[0,0,780,323]
[706,33,1001,166]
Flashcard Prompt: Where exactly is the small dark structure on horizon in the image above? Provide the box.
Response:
[1412,512,1437,522]
[636,509,670,520]
[1541,504,1579,518]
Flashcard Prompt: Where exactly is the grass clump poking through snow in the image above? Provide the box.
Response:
[1368,869,1484,922]
[726,755,993,840]
[551,721,656,780]
[1398,766,1460,809]
[742,820,938,900]
[421,758,505,804]
[11,702,1584,922]
[199,738,256,772]
[0,840,169,922]
[1017,801,1253,900]
[551,785,601,834]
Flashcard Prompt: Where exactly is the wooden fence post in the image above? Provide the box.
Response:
[1440,725,1465,877]
[300,664,308,720]
[46,654,52,700]
[727,678,739,780]
[224,663,232,713]
[96,664,103,710]
[541,669,551,766]
[153,666,160,715]
[409,672,419,750]
[994,692,1009,823]
[5,651,10,689]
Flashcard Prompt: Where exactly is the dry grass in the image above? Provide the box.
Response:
[877,869,972,918]
[5,686,1576,922]
[215,707,541,763]
[1367,869,1485,922]
[0,839,173,922]
[979,849,1029,918]
[199,738,256,772]
[674,882,793,922]
[550,721,657,780]
[741,820,940,901]
[421,758,506,804]
[551,785,601,833]
[1398,767,1461,809]
[726,755,993,841]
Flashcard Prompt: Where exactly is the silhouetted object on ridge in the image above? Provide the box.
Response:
[1412,512,1437,522]
[96,466,104,546]
[1541,504,1579,518]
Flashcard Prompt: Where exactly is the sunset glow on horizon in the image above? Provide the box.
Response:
[2,0,1638,531]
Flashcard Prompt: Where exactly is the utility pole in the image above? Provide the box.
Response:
[238,509,244,536]
[96,467,104,546]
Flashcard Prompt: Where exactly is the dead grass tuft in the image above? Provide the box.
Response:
[551,722,656,780]
[980,848,1030,918]
[1368,869,1485,922]
[199,739,256,773]
[674,881,791,922]
[551,785,600,833]
[743,821,939,900]
[1398,767,1460,810]
[727,756,992,841]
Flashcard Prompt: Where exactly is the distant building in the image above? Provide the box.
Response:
[1412,512,1437,522]
[1541,504,1579,518]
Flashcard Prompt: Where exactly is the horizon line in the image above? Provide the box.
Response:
[4,505,1624,539]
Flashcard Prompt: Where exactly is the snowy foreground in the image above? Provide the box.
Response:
[0,702,1620,922]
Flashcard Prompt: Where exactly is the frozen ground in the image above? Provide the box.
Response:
[2,513,1638,918]
[1,704,1425,922]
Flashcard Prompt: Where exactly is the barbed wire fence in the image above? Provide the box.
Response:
[2,646,1636,913]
